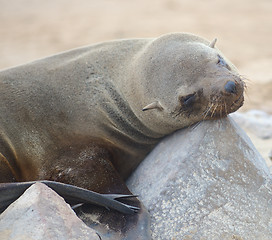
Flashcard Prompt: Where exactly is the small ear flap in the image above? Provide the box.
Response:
[142,101,163,111]
[209,38,217,48]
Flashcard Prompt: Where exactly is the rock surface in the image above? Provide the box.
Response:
[0,182,99,240]
[231,110,272,139]
[127,116,272,240]
[231,110,272,167]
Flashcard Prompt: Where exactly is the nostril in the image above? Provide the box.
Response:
[224,81,236,94]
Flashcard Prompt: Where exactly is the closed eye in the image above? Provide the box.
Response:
[180,93,196,107]
[217,55,231,70]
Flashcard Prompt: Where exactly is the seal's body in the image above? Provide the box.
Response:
[0,33,244,239]
[0,38,160,186]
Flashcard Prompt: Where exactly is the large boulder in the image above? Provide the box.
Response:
[127,117,272,239]
[0,182,98,240]
[231,110,272,139]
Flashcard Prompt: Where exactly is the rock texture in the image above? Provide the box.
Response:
[0,182,99,240]
[231,110,272,167]
[231,110,272,139]
[127,116,272,240]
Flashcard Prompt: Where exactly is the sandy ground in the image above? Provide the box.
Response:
[0,0,271,164]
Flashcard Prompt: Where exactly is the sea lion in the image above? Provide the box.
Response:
[0,33,244,239]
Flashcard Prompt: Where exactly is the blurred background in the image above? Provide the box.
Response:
[0,0,272,163]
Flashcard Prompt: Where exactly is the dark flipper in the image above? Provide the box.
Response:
[0,180,139,214]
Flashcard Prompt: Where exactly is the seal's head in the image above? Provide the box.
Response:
[130,33,244,135]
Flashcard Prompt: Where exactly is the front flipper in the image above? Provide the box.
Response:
[0,180,139,214]
[0,180,150,239]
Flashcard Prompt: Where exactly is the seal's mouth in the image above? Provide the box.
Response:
[203,92,244,119]
[230,93,244,109]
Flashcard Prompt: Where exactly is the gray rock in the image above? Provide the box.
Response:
[269,149,272,161]
[231,110,272,139]
[0,182,98,240]
[127,117,272,240]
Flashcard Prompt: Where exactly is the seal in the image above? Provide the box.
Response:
[0,33,244,239]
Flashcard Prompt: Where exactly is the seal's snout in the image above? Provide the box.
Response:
[202,77,244,120]
[224,81,236,94]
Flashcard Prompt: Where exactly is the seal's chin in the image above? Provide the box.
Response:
[230,93,244,112]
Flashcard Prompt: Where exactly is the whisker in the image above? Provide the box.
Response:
[232,100,243,107]
[239,74,251,83]
[220,104,223,118]
[224,102,227,116]
[211,103,218,118]
[239,75,250,90]
[174,109,184,118]
[203,103,213,115]
[202,103,214,120]
[190,121,203,130]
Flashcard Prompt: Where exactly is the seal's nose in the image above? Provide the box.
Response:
[224,81,236,94]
